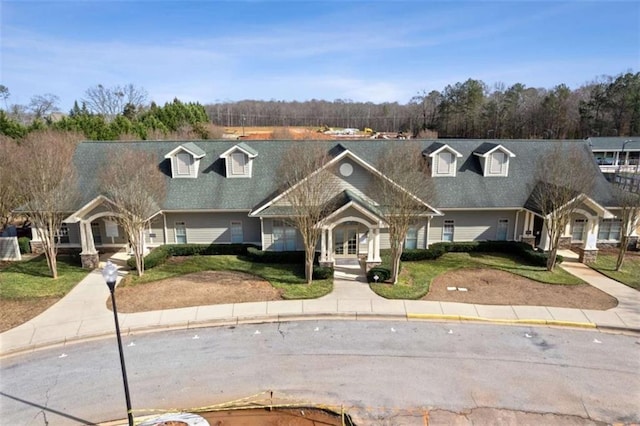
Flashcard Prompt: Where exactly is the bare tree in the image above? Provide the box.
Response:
[612,183,640,271]
[83,84,148,117]
[100,147,165,276]
[0,135,23,230]
[18,130,81,278]
[278,144,335,283]
[28,93,60,119]
[530,143,596,271]
[372,141,435,283]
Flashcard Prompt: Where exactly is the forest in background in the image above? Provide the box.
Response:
[1,71,638,141]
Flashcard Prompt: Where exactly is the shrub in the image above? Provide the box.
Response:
[18,237,31,254]
[312,265,333,280]
[399,241,562,267]
[367,266,391,283]
[126,245,170,270]
[245,247,311,264]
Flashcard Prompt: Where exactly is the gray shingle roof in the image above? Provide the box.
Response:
[72,139,615,214]
[587,137,640,151]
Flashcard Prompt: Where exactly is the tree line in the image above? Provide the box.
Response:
[1,71,638,141]
[207,72,640,138]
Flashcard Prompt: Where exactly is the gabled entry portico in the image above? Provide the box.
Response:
[318,194,385,271]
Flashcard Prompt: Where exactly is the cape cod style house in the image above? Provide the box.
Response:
[34,138,632,269]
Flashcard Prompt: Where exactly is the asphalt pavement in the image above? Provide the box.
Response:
[1,249,639,357]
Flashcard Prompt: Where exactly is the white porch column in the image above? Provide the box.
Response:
[367,228,375,262]
[584,216,599,249]
[85,222,96,254]
[373,227,381,262]
[514,210,520,241]
[79,221,91,254]
[327,228,333,262]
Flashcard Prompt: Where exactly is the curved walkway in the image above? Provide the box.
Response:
[1,250,639,357]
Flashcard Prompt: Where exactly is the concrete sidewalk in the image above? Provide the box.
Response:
[2,251,639,357]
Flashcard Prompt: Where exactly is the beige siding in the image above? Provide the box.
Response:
[164,212,260,244]
[429,211,519,244]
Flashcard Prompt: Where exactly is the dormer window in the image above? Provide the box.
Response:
[473,143,515,177]
[220,142,258,178]
[164,143,206,179]
[176,152,194,176]
[423,143,463,177]
[231,152,248,175]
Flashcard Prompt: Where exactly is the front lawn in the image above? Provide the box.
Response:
[0,254,88,299]
[123,255,332,299]
[589,252,640,290]
[370,252,584,299]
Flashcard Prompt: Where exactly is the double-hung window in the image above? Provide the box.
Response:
[175,222,187,244]
[176,153,193,176]
[598,219,622,241]
[273,220,296,251]
[405,227,418,249]
[230,221,243,243]
[443,220,454,242]
[572,219,586,241]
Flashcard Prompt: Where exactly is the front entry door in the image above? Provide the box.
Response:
[334,226,358,257]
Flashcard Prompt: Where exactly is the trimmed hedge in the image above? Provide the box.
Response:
[244,247,321,265]
[313,265,334,280]
[367,266,391,283]
[399,241,563,267]
[127,243,257,270]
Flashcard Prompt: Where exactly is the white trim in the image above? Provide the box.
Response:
[250,149,442,217]
[164,145,206,159]
[219,145,258,159]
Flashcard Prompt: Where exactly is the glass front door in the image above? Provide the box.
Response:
[335,226,358,256]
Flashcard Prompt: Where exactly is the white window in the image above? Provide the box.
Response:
[598,219,622,241]
[230,221,243,243]
[572,218,586,241]
[231,152,247,175]
[176,152,193,175]
[489,151,506,175]
[405,227,418,249]
[496,218,509,241]
[273,220,296,251]
[443,220,454,242]
[55,224,70,244]
[436,152,454,175]
[175,222,187,244]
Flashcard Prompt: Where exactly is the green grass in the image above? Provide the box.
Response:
[0,255,89,299]
[370,252,584,299]
[589,253,640,290]
[124,255,332,299]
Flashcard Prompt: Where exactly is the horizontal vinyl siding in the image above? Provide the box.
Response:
[328,161,378,201]
[146,216,165,245]
[429,211,518,244]
[164,212,258,244]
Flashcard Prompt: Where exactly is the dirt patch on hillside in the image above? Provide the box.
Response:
[423,268,618,310]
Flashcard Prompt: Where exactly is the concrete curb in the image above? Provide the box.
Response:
[5,311,636,360]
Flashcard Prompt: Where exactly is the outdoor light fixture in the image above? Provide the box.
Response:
[102,260,134,426]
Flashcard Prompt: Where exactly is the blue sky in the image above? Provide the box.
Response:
[1,1,639,112]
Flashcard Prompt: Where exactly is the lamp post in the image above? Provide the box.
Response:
[102,260,134,426]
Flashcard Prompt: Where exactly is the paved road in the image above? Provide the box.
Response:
[1,321,639,425]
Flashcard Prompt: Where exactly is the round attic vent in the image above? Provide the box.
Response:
[340,162,353,177]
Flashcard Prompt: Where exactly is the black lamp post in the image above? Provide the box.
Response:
[102,260,134,426]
